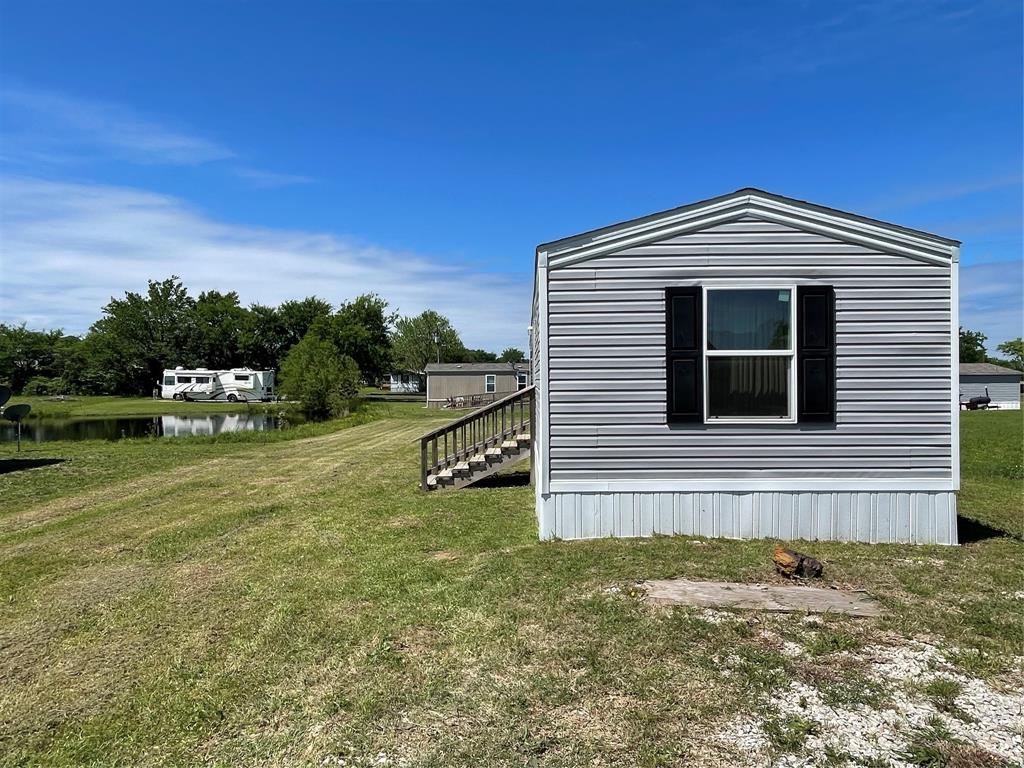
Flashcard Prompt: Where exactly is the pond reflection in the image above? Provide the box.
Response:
[0,413,292,443]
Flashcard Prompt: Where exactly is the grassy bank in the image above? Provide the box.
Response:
[10,395,303,419]
[0,411,1020,766]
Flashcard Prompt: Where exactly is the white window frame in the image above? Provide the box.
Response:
[702,284,797,425]
[517,372,528,390]
[485,374,496,393]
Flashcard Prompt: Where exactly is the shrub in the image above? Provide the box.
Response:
[21,376,67,396]
[279,332,360,420]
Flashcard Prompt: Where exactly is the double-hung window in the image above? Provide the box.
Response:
[485,374,496,393]
[517,372,528,390]
[704,286,796,423]
[667,284,835,424]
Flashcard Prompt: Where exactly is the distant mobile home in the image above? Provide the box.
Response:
[425,362,530,407]
[529,189,961,545]
[959,363,1021,410]
[385,371,425,394]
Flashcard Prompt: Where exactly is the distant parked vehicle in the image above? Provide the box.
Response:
[157,367,276,402]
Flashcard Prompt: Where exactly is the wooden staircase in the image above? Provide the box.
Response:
[420,385,533,490]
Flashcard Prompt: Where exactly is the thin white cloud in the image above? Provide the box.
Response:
[1,85,234,165]
[1,84,314,186]
[231,166,315,188]
[865,173,1023,214]
[0,176,531,352]
[960,260,1024,350]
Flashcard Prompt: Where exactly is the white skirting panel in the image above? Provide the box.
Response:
[537,490,958,545]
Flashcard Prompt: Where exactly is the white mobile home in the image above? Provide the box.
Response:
[386,371,425,394]
[529,189,960,545]
[158,368,275,402]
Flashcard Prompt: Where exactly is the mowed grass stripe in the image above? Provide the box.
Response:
[0,419,439,536]
[0,420,438,603]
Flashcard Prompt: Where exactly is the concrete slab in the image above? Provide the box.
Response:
[642,579,882,617]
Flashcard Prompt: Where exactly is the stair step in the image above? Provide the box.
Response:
[501,440,519,452]
[515,433,531,443]
[437,468,454,479]
[426,475,438,488]
[469,454,488,465]
[453,462,471,474]
[484,447,503,457]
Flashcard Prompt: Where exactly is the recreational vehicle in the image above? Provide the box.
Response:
[158,368,275,402]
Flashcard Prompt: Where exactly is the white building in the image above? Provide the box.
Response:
[528,189,960,544]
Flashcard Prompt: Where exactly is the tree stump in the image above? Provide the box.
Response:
[773,545,824,579]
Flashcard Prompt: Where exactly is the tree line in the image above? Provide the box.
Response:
[0,277,526,406]
[959,327,1024,371]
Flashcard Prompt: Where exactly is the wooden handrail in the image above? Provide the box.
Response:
[419,385,534,490]
[418,385,534,441]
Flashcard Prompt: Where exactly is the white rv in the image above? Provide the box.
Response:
[158,368,276,402]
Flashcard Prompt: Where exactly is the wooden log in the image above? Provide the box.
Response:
[773,545,824,579]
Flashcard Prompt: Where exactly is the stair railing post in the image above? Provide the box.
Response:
[420,437,429,491]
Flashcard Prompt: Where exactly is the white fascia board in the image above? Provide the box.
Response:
[950,253,960,490]
[545,194,956,270]
[548,479,958,493]
[538,264,550,497]
[750,197,954,257]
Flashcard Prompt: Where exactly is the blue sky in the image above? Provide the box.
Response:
[0,0,1021,352]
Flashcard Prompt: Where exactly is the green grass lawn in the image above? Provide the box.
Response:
[959,410,1023,538]
[0,410,1020,767]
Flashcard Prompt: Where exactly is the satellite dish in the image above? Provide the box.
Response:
[0,386,10,408]
[3,403,31,422]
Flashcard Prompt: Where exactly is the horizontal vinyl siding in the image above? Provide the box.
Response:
[427,372,519,401]
[546,217,954,483]
[960,376,1021,408]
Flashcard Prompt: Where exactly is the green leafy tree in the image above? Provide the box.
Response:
[498,347,525,363]
[959,327,987,363]
[277,297,333,349]
[0,324,67,392]
[392,310,464,371]
[327,294,395,383]
[192,290,250,369]
[456,348,497,363]
[89,277,198,394]
[238,304,289,372]
[279,332,360,420]
[995,338,1024,371]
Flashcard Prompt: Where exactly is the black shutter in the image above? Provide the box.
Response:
[796,285,836,423]
[666,287,702,422]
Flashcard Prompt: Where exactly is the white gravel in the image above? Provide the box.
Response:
[718,639,1024,767]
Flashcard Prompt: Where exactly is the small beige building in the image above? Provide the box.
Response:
[425,362,530,407]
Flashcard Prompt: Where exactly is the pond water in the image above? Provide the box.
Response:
[0,413,293,443]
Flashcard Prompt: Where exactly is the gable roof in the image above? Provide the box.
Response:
[537,188,960,270]
[959,363,1023,377]
[425,362,529,374]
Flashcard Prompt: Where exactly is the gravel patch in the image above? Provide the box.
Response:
[717,639,1024,767]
